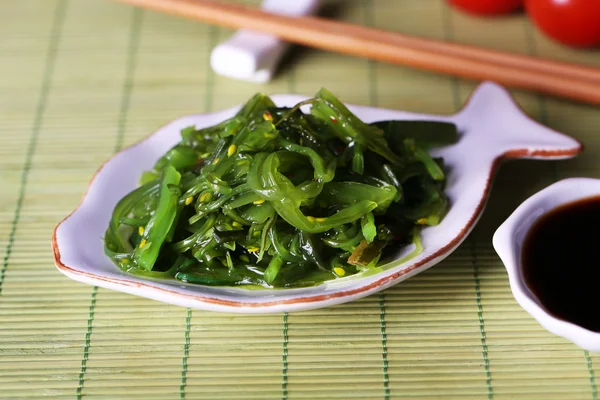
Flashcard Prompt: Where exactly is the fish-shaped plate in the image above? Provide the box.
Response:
[52,82,582,313]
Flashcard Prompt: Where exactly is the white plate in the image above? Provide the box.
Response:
[52,82,582,313]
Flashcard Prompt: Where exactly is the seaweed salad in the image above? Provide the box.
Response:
[104,88,457,288]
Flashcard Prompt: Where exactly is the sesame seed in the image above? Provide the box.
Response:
[333,267,345,276]
[200,192,211,202]
[253,199,265,205]
[227,144,237,157]
[212,157,220,165]
[138,226,144,235]
[307,216,316,222]
[139,239,147,249]
[416,218,428,225]
[263,112,273,121]
[232,221,242,228]
[247,246,259,253]
[185,196,193,205]
[316,218,326,222]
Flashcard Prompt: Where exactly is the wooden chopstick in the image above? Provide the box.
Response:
[115,0,600,105]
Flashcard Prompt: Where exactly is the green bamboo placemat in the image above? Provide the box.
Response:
[2,0,600,399]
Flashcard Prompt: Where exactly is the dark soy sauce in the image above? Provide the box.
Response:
[522,195,600,332]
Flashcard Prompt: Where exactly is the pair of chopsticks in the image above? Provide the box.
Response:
[115,0,600,106]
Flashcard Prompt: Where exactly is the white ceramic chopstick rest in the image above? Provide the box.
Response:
[209,0,321,83]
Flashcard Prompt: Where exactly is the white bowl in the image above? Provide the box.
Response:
[52,82,582,313]
[493,178,600,352]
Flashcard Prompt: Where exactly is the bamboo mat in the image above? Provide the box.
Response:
[2,0,600,399]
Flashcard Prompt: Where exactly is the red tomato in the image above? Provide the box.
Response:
[449,0,523,16]
[525,0,600,47]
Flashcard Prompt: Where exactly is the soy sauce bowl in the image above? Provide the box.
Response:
[493,178,600,352]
